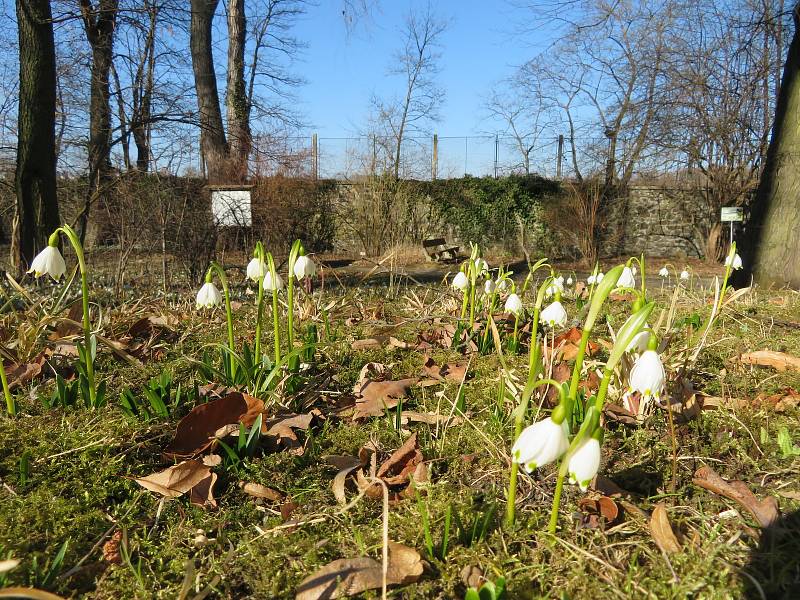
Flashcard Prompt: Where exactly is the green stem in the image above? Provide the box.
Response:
[210,262,236,379]
[468,278,477,329]
[254,244,265,360]
[59,225,95,406]
[460,287,469,321]
[267,253,281,364]
[548,469,567,534]
[1,361,15,416]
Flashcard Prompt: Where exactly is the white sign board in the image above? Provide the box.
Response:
[720,206,743,222]
[211,189,252,227]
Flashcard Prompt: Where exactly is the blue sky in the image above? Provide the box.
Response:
[291,1,550,138]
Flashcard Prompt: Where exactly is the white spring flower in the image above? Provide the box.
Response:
[196,282,222,308]
[724,253,743,270]
[659,266,669,278]
[28,246,67,281]
[617,266,636,289]
[541,300,568,328]
[484,279,496,295]
[546,276,564,297]
[680,270,690,281]
[568,438,601,491]
[496,278,510,293]
[629,349,666,401]
[566,276,573,286]
[626,328,651,354]
[587,274,596,285]
[512,417,570,472]
[263,271,284,291]
[452,271,469,291]
[246,257,268,281]
[596,272,605,283]
[505,293,524,316]
[293,255,317,280]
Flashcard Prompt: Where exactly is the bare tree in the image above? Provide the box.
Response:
[78,0,119,242]
[14,0,60,272]
[736,3,800,288]
[372,5,446,179]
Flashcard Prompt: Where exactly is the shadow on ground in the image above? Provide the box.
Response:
[742,509,800,599]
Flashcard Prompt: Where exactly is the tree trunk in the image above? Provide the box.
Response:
[191,0,229,182]
[735,5,800,289]
[131,0,157,172]
[226,0,249,180]
[14,0,60,273]
[79,0,119,244]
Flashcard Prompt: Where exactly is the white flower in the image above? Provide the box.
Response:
[568,438,601,491]
[631,266,637,276]
[546,277,564,297]
[541,300,568,327]
[28,246,66,281]
[483,279,496,295]
[474,258,488,275]
[246,257,268,281]
[505,293,523,316]
[496,278,510,293]
[566,276,573,286]
[629,349,666,401]
[587,274,596,285]
[452,271,469,291]
[196,282,222,308]
[725,253,743,270]
[293,255,316,280]
[596,272,604,283]
[263,271,284,291]
[659,266,669,278]
[680,270,690,280]
[512,417,570,472]
[626,328,651,354]
[617,266,636,289]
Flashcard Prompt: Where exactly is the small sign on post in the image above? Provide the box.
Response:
[209,185,253,227]
[720,206,743,246]
[720,206,743,222]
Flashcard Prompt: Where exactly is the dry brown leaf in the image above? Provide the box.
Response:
[240,482,284,502]
[577,495,622,529]
[399,411,462,427]
[353,378,417,420]
[650,503,681,553]
[351,338,384,351]
[133,459,217,508]
[0,588,68,600]
[421,357,468,383]
[295,542,424,600]
[693,466,780,527]
[164,392,264,458]
[739,350,800,372]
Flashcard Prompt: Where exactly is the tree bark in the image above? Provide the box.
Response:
[79,0,119,244]
[191,0,229,182]
[131,0,158,172]
[735,5,800,289]
[226,0,249,179]
[14,0,60,273]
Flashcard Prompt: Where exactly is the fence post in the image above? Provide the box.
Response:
[432,133,438,180]
[556,134,564,179]
[311,133,318,179]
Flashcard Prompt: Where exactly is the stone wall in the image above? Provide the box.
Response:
[621,185,711,258]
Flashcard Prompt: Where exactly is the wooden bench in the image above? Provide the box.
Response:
[422,237,461,263]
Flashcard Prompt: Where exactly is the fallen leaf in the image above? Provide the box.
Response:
[693,466,780,527]
[240,482,284,502]
[133,459,217,508]
[164,392,264,458]
[295,542,424,600]
[351,338,384,351]
[353,379,417,420]
[577,495,622,529]
[739,350,800,372]
[399,411,462,427]
[650,503,681,553]
[0,558,20,573]
[264,412,315,454]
